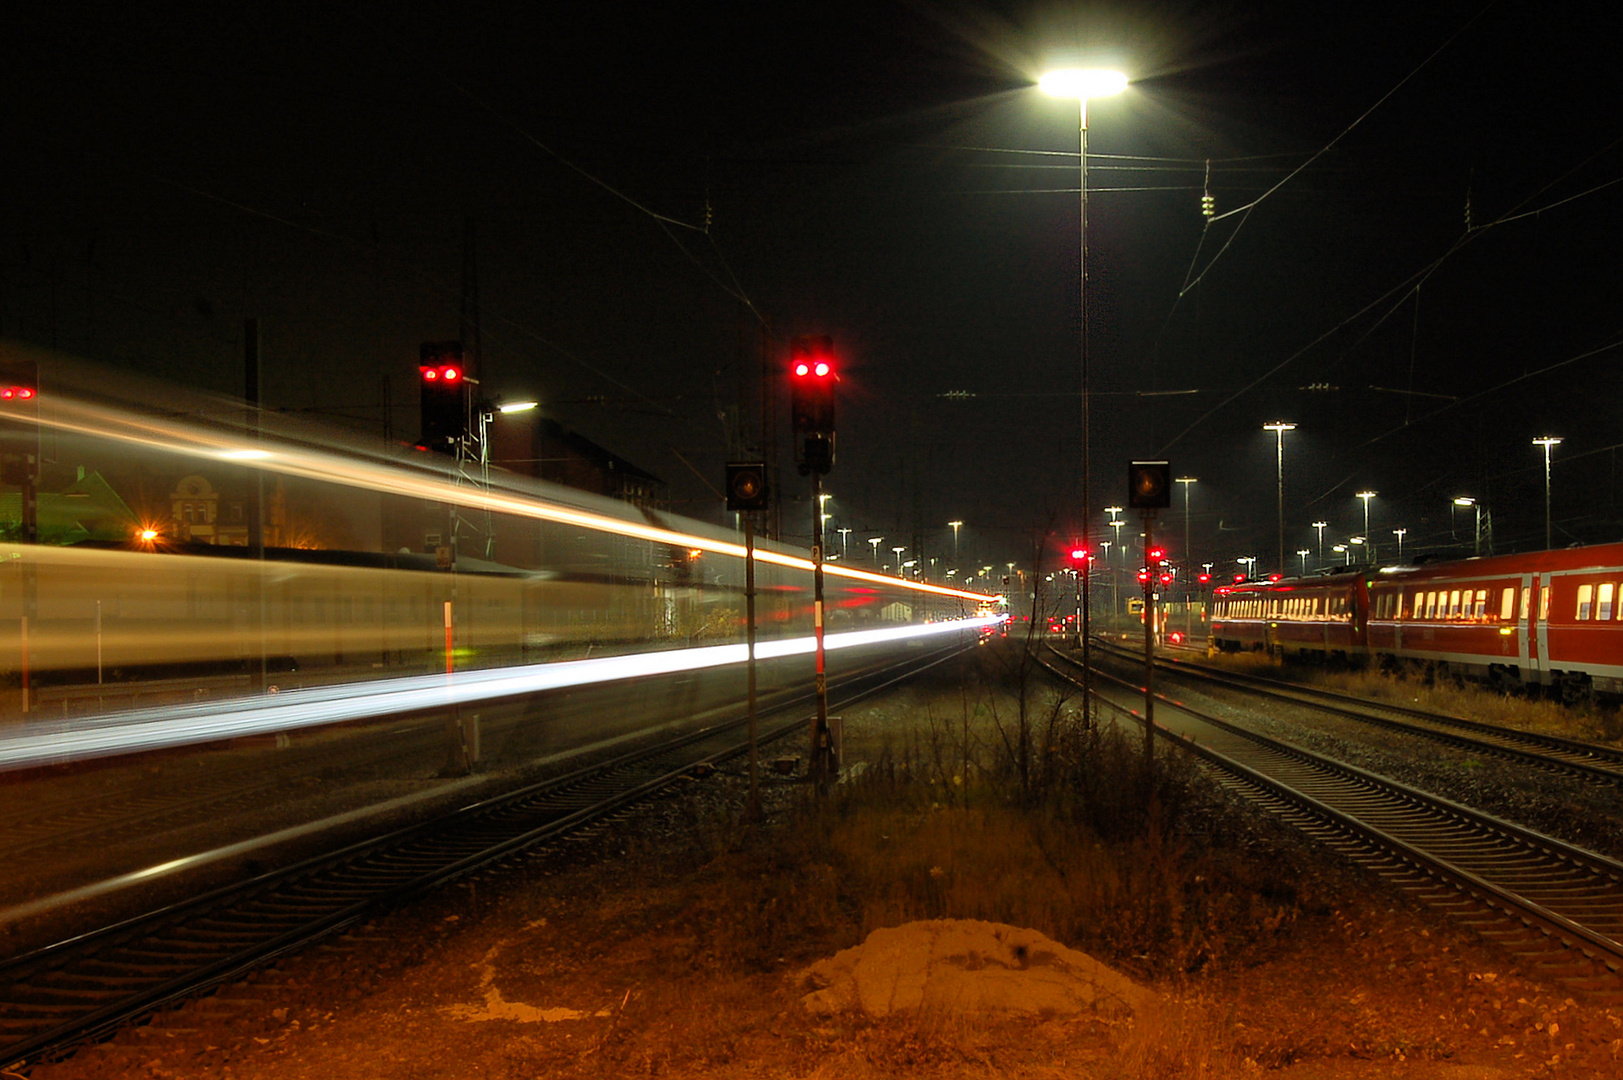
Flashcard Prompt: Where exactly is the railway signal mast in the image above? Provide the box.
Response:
[790,336,838,788]
[1128,460,1172,782]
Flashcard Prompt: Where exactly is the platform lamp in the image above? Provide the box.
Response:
[1356,491,1377,561]
[1533,437,1562,549]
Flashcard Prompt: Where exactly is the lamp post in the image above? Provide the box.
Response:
[837,526,852,561]
[1334,543,1349,565]
[1176,477,1196,639]
[1453,497,1481,557]
[1392,528,1407,563]
[1534,437,1562,549]
[1263,422,1295,575]
[892,546,906,576]
[1312,521,1328,571]
[1297,548,1310,575]
[948,520,963,562]
[1356,491,1377,562]
[868,536,883,564]
[1041,66,1127,726]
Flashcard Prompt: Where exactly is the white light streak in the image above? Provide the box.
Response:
[30,397,995,604]
[0,616,1005,773]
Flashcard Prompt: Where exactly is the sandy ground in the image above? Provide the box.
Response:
[19,774,1623,1080]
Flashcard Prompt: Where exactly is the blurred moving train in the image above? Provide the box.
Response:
[1209,542,1623,698]
[0,356,997,717]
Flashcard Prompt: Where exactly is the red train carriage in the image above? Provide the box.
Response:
[1207,542,1623,698]
[1209,570,1367,661]
[1370,542,1623,697]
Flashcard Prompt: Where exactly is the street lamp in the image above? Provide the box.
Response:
[1453,497,1481,557]
[948,520,963,562]
[868,536,883,564]
[1175,477,1197,564]
[837,526,852,561]
[1263,422,1295,575]
[1392,527,1407,563]
[1312,521,1328,570]
[892,546,906,576]
[1237,556,1256,578]
[1041,67,1128,724]
[1334,543,1349,565]
[1296,548,1310,574]
[1350,536,1366,565]
[1356,491,1377,561]
[1533,437,1562,549]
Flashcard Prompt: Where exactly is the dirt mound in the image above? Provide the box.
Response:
[800,919,1153,1018]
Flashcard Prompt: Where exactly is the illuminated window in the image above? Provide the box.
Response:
[1447,590,1460,618]
[1540,586,1550,621]
[1577,584,1594,621]
[1423,592,1434,619]
[1500,588,1515,620]
[1520,587,1530,621]
[1600,583,1615,621]
[1473,590,1486,619]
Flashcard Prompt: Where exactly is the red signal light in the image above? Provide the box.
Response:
[1197,574,1211,584]
[441,366,461,382]
[1137,569,1149,583]
[794,362,810,377]
[1068,546,1088,563]
[1268,573,1282,582]
[1233,573,1246,582]
[0,386,35,400]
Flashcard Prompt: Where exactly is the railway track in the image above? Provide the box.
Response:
[1090,637,1623,786]
[1045,644,1623,998]
[0,643,970,1067]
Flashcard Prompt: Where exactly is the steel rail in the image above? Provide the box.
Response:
[1090,637,1623,785]
[0,642,971,1067]
[1043,646,1623,987]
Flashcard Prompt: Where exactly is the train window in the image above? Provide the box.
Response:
[1540,586,1550,621]
[1500,589,1515,620]
[1521,587,1530,621]
[1473,590,1486,619]
[1422,592,1433,619]
[1577,584,1594,621]
[1602,583,1616,621]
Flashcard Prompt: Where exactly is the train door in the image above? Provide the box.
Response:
[1517,572,1545,685]
[1534,572,1552,686]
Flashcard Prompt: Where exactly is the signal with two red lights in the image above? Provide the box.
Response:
[790,335,836,475]
[418,341,468,456]
[0,386,36,401]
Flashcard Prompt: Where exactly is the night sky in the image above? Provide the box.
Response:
[6,1,1623,577]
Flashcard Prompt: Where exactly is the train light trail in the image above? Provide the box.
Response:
[0,615,1005,773]
[20,395,998,604]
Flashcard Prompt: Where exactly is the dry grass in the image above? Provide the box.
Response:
[1201,648,1623,744]
[667,648,1327,992]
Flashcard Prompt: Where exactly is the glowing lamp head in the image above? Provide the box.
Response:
[1038,68,1128,100]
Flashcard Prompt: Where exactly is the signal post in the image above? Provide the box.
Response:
[1128,461,1171,779]
[790,336,837,789]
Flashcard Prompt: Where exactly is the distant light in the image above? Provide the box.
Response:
[218,449,272,460]
[138,529,159,542]
[497,401,538,414]
[1038,69,1128,99]
[1454,497,1476,507]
